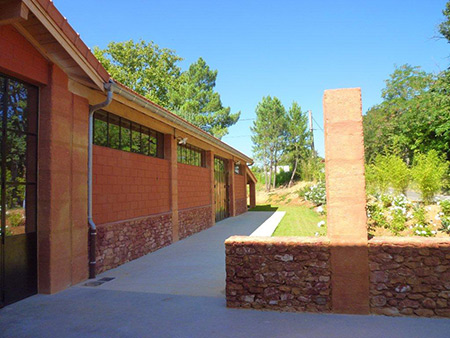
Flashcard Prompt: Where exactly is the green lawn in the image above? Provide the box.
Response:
[249,204,326,237]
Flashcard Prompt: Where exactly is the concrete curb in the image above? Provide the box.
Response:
[250,211,286,237]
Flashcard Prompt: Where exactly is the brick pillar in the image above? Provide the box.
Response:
[165,134,179,242]
[323,88,369,314]
[228,159,236,217]
[206,151,215,226]
[38,64,89,293]
[249,181,256,209]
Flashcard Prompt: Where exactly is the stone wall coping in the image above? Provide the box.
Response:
[369,237,450,247]
[225,235,330,246]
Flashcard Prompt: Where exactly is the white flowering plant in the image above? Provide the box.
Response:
[303,181,326,206]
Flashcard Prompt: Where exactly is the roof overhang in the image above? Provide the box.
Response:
[246,167,257,183]
[0,0,110,91]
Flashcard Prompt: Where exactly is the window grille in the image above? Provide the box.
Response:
[93,110,164,158]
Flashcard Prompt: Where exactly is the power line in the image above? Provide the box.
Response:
[311,115,324,133]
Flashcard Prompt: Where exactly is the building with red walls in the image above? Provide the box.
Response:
[0,0,256,307]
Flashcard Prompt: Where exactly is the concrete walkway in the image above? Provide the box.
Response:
[1,212,449,338]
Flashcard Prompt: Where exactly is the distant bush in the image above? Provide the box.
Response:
[298,157,324,182]
[411,150,449,204]
[7,211,24,228]
[276,168,291,187]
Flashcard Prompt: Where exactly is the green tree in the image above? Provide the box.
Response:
[439,1,450,43]
[94,40,182,107]
[251,96,287,191]
[169,58,240,139]
[284,102,310,187]
[95,41,238,138]
[363,64,440,164]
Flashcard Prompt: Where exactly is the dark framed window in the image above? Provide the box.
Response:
[177,143,205,167]
[93,110,164,159]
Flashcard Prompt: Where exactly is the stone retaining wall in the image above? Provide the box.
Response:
[369,237,450,318]
[179,205,213,240]
[96,213,172,273]
[225,236,331,312]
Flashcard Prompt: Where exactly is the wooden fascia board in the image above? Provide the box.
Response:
[23,0,106,91]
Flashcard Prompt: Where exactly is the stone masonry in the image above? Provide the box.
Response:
[96,213,172,274]
[369,237,450,318]
[226,236,331,312]
[235,198,248,216]
[179,205,213,240]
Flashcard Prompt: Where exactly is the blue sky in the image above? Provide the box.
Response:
[55,0,449,160]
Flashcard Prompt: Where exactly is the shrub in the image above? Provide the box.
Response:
[411,150,449,204]
[303,181,326,206]
[440,216,450,234]
[366,200,389,228]
[438,199,450,216]
[387,156,410,194]
[7,211,24,228]
[299,157,324,182]
[298,183,313,199]
[380,194,393,208]
[366,155,410,194]
[275,168,291,187]
[412,205,436,237]
[390,208,407,235]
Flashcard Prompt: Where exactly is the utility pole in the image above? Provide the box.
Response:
[308,110,315,155]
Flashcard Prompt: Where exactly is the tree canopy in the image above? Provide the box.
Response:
[170,58,240,138]
[363,64,450,164]
[94,40,238,138]
[251,97,311,190]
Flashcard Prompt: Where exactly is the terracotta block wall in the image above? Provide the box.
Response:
[177,163,213,238]
[38,65,90,293]
[92,146,170,224]
[0,25,48,84]
[226,236,331,312]
[177,163,211,209]
[369,238,450,318]
[1,25,90,293]
[96,213,172,273]
[235,173,247,215]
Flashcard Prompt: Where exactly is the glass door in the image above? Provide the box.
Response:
[0,74,38,307]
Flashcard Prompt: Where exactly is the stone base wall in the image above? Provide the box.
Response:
[369,237,450,318]
[179,205,213,240]
[225,236,331,312]
[96,213,172,274]
[235,198,247,216]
